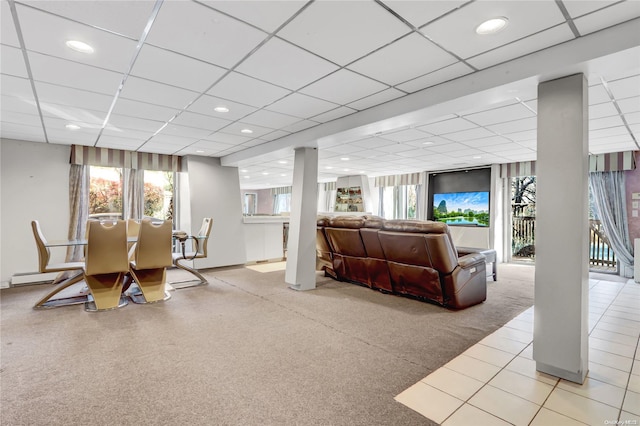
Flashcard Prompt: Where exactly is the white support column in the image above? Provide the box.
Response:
[285,147,318,291]
[533,74,589,384]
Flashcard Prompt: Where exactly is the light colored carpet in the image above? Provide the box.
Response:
[1,263,535,426]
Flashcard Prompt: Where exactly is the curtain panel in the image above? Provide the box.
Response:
[66,164,89,262]
[500,151,636,178]
[70,145,183,172]
[374,172,423,187]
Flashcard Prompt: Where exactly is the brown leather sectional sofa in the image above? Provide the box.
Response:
[316,216,488,309]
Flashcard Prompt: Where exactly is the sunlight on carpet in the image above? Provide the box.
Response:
[245,261,287,273]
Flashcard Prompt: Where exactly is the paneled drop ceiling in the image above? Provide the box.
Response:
[1,0,639,188]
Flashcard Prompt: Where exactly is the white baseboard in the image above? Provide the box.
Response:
[11,272,57,286]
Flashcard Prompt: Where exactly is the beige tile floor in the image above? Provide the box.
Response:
[396,274,640,425]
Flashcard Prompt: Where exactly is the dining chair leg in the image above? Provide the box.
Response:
[170,258,208,289]
[33,271,86,309]
[84,272,129,311]
[128,268,171,304]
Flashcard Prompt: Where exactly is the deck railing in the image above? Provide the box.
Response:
[511,214,616,269]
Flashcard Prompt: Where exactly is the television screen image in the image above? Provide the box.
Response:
[432,191,489,227]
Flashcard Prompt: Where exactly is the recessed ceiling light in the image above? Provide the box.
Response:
[214,106,229,113]
[473,155,482,159]
[280,173,286,177]
[240,169,248,173]
[340,157,349,161]
[195,149,205,153]
[241,128,253,134]
[244,176,250,179]
[343,169,350,172]
[325,166,333,170]
[262,172,269,175]
[422,141,434,145]
[475,17,509,35]
[65,40,94,54]
[278,160,287,164]
[359,171,365,174]
[65,124,81,130]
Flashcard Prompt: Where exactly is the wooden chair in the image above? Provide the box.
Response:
[83,220,130,311]
[128,219,173,304]
[171,217,213,289]
[31,220,86,309]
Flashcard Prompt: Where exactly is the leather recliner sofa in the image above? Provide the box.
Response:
[316,216,487,309]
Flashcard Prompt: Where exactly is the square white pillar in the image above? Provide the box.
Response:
[534,74,589,384]
[285,147,318,290]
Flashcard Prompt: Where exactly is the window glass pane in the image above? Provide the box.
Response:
[89,166,123,220]
[407,185,417,219]
[274,193,291,214]
[144,170,174,220]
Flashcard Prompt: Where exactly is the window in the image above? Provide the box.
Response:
[273,193,291,214]
[89,166,123,220]
[144,170,174,220]
[379,185,417,220]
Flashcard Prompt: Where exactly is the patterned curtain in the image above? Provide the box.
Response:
[66,164,89,262]
[124,168,144,219]
[589,171,634,276]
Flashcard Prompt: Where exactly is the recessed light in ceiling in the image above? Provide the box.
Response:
[343,169,350,172]
[422,141,434,145]
[325,166,333,170]
[195,149,205,153]
[278,160,287,164]
[473,155,482,159]
[214,106,229,113]
[244,175,250,179]
[340,157,349,161]
[280,173,286,177]
[262,172,269,175]
[65,40,94,54]
[240,169,248,173]
[240,128,253,134]
[65,124,81,130]
[475,17,509,35]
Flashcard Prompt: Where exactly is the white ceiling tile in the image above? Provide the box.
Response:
[462,135,513,148]
[202,132,252,145]
[504,129,537,142]
[467,24,575,70]
[300,69,388,105]
[200,1,307,33]
[376,143,419,154]
[34,81,113,112]
[259,130,291,142]
[101,127,154,143]
[421,1,566,59]
[1,0,20,47]
[131,44,227,93]
[108,113,164,133]
[476,142,519,154]
[17,4,138,73]
[208,72,291,108]
[236,37,338,90]
[111,98,179,123]
[617,96,640,114]
[221,121,274,138]
[349,137,397,149]
[625,111,640,125]
[310,106,357,123]
[186,94,257,121]
[562,1,614,19]
[417,117,477,134]
[147,1,266,68]
[464,103,536,126]
[1,95,40,116]
[395,62,474,93]
[136,141,183,154]
[169,111,231,132]
[120,76,198,109]
[589,140,638,154]
[147,133,200,146]
[2,74,34,98]
[379,128,431,142]
[278,1,410,66]
[347,88,405,111]
[608,75,640,100]
[589,84,612,104]
[459,98,519,115]
[39,103,105,128]
[1,110,42,127]
[589,125,631,139]
[241,109,301,129]
[347,33,458,86]
[44,115,100,138]
[380,0,469,28]
[589,115,625,130]
[28,51,122,95]
[1,45,28,78]
[573,1,640,35]
[589,102,619,119]
[0,121,45,140]
[280,119,320,133]
[443,127,495,142]
[326,143,369,155]
[428,141,474,153]
[21,0,156,39]
[46,128,98,145]
[96,135,144,150]
[160,123,212,139]
[265,93,339,119]
[487,117,537,134]
[603,69,640,83]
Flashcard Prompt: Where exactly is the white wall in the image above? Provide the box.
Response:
[183,156,247,268]
[1,139,71,285]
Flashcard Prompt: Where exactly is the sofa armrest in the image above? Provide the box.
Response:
[458,253,486,268]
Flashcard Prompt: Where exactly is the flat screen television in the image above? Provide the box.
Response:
[432,191,489,227]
